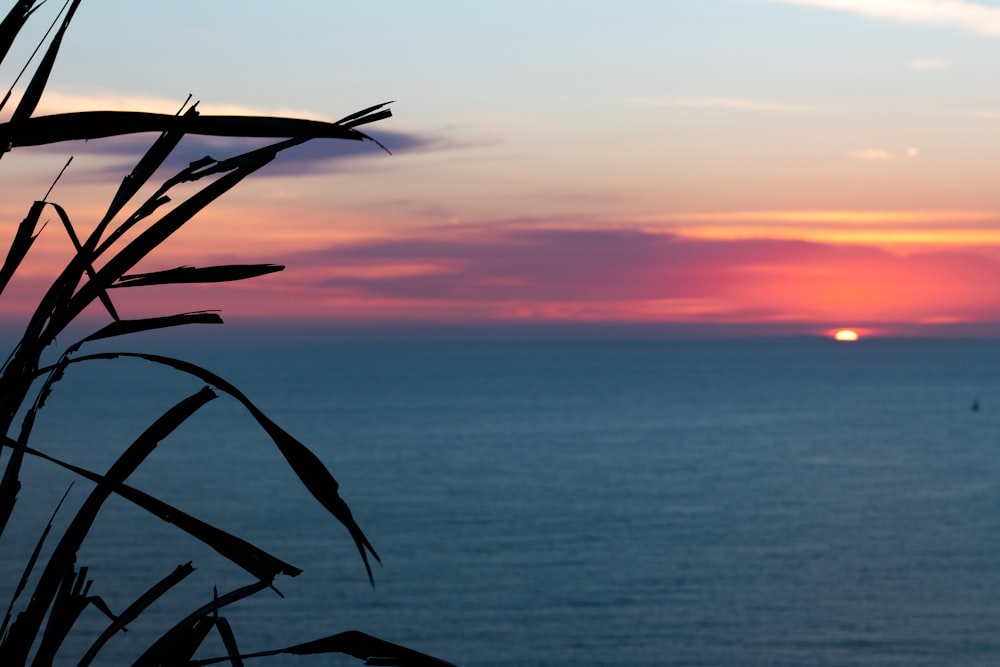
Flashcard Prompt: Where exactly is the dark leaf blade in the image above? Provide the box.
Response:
[211,616,245,667]
[32,567,89,665]
[0,435,303,582]
[284,630,459,666]
[0,200,45,296]
[90,137,306,264]
[77,312,224,344]
[175,137,308,183]
[191,630,459,667]
[87,476,302,582]
[185,114,373,140]
[133,581,269,667]
[341,108,393,130]
[147,616,215,667]
[0,484,72,643]
[0,387,218,665]
[100,104,199,225]
[0,110,386,148]
[0,1,41,68]
[254,413,381,586]
[79,562,196,667]
[335,101,393,126]
[65,352,381,585]
[47,202,119,321]
[46,156,274,342]
[112,264,285,287]
[9,0,83,125]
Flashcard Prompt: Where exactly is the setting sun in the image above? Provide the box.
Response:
[834,329,860,342]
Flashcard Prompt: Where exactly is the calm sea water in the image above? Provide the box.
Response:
[4,337,1000,666]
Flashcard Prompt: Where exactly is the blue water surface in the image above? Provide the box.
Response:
[4,337,1000,666]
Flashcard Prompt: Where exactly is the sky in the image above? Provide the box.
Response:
[4,0,1000,337]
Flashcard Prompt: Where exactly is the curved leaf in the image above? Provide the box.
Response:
[0,109,391,148]
[45,156,272,342]
[0,1,42,70]
[335,101,394,128]
[278,630,459,666]
[92,138,305,261]
[78,562,196,667]
[76,312,224,345]
[0,200,45,297]
[112,264,284,287]
[47,202,119,321]
[9,0,83,126]
[100,104,199,226]
[64,352,381,585]
[33,565,121,666]
[0,387,218,665]
[192,630,459,667]
[0,484,72,642]
[0,435,303,584]
[132,580,269,667]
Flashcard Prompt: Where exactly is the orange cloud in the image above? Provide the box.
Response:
[8,212,1000,337]
[640,210,1000,249]
[102,226,1000,327]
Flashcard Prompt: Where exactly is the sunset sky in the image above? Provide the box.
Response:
[4,0,1000,336]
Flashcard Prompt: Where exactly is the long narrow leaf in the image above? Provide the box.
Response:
[80,102,198,272]
[192,630,459,667]
[63,352,381,585]
[155,616,216,666]
[96,138,308,259]
[90,134,317,265]
[0,351,51,538]
[0,436,303,582]
[76,312,224,345]
[32,567,82,666]
[178,137,307,181]
[133,580,269,667]
[211,615,245,667]
[335,101,393,127]
[33,566,122,666]
[99,103,198,226]
[78,562,196,667]
[48,202,119,321]
[272,630,460,666]
[56,136,310,343]
[44,156,273,344]
[0,109,391,148]
[13,222,104,370]
[0,387,218,665]
[112,265,284,287]
[9,0,82,125]
[0,1,41,68]
[0,484,72,643]
[0,200,45,296]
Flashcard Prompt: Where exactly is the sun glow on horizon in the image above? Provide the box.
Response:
[833,329,860,342]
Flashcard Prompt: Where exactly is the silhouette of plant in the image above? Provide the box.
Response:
[0,2,456,665]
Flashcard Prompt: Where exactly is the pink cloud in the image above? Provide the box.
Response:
[272,225,1000,326]
[11,223,1000,336]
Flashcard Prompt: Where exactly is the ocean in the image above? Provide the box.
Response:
[3,336,1000,666]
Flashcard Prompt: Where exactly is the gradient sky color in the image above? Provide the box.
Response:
[4,1,1000,336]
